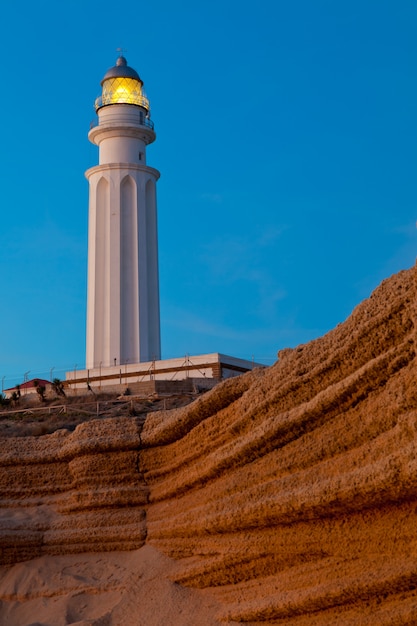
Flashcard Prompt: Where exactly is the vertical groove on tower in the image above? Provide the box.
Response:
[95,177,110,365]
[121,175,138,364]
[146,179,161,360]
[137,180,148,361]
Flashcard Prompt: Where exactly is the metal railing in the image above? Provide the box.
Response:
[95,94,151,112]
[89,114,154,131]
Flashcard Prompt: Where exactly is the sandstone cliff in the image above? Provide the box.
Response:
[1,264,416,625]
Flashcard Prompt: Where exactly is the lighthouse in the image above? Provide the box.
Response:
[85,56,161,369]
[64,55,263,393]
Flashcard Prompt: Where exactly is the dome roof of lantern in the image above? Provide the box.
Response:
[101,56,142,85]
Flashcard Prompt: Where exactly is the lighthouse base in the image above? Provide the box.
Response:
[65,353,265,394]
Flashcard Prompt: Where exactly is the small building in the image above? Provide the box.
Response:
[65,353,265,395]
[3,378,52,399]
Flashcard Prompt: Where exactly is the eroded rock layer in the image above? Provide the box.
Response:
[1,265,417,624]
[0,418,147,564]
[140,266,417,624]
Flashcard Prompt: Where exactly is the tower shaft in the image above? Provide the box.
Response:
[85,59,160,369]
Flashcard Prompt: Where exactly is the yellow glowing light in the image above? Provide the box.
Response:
[101,77,149,110]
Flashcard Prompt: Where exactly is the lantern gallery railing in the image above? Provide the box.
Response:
[90,115,154,131]
[95,92,151,110]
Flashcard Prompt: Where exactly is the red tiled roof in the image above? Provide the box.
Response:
[4,378,51,392]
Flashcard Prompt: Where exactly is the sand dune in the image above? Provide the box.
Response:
[1,264,416,624]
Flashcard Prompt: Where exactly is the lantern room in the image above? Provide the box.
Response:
[95,55,150,112]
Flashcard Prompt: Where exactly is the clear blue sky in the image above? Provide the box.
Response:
[0,0,416,387]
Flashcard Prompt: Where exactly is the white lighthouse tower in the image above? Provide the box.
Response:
[85,55,161,369]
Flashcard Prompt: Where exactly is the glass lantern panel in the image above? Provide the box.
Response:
[101,77,149,109]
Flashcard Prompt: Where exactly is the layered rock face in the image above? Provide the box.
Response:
[140,266,417,624]
[0,419,147,564]
[1,265,417,624]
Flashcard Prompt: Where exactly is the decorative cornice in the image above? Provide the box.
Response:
[88,123,156,146]
[85,163,160,181]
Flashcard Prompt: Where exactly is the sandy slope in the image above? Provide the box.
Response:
[0,545,226,626]
[1,264,417,624]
